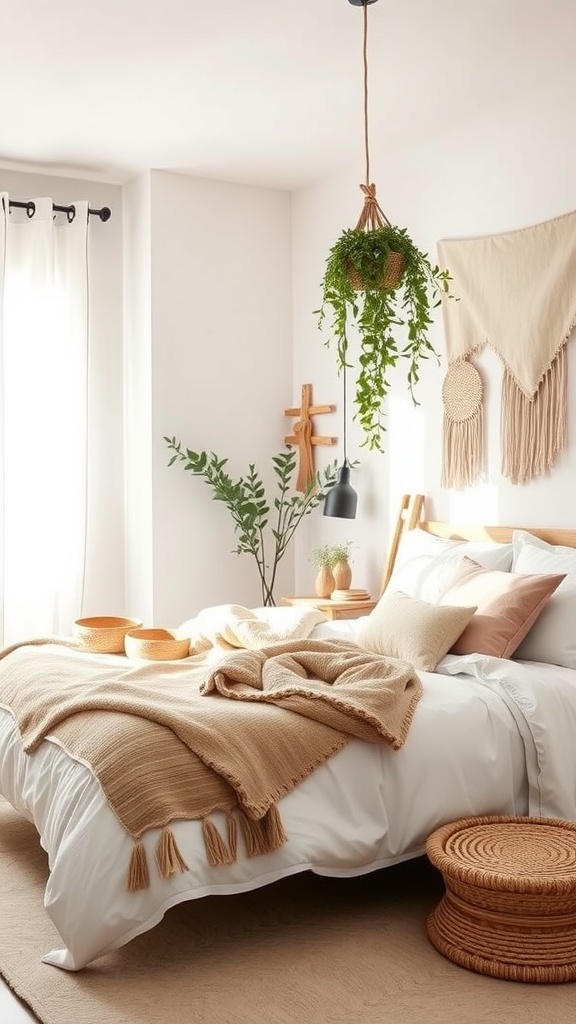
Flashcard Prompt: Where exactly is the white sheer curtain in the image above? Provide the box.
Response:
[0,194,89,645]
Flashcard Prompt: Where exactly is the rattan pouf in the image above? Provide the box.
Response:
[425,815,576,983]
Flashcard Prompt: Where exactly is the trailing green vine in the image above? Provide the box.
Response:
[315,225,453,452]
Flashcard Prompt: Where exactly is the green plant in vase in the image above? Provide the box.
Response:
[311,541,354,596]
[164,438,338,607]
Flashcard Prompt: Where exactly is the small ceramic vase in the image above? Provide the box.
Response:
[315,565,335,598]
[332,559,352,591]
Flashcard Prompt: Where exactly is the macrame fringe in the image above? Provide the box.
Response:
[155,826,189,880]
[501,344,567,484]
[441,405,484,488]
[128,839,150,892]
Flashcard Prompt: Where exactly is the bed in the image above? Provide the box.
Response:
[1,495,576,972]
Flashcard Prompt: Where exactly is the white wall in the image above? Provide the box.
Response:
[127,170,293,626]
[123,172,154,624]
[291,65,576,599]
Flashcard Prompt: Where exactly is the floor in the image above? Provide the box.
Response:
[0,977,38,1023]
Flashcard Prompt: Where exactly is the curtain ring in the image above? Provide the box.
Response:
[67,205,76,223]
[26,201,36,218]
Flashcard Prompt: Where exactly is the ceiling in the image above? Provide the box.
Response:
[1,0,574,191]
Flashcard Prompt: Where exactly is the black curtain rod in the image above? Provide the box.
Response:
[8,199,111,222]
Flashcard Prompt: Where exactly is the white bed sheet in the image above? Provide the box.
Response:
[1,626,576,971]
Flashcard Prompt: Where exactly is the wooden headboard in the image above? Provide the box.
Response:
[381,493,576,595]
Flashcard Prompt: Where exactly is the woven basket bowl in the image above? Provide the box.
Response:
[74,616,143,654]
[124,628,190,662]
[347,250,405,291]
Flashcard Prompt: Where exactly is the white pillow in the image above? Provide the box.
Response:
[386,528,513,604]
[511,530,576,669]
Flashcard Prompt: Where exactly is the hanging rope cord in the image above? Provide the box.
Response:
[355,1,391,231]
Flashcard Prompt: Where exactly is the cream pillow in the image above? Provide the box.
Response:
[355,590,477,672]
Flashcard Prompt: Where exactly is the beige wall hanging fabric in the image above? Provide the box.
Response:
[438,209,576,486]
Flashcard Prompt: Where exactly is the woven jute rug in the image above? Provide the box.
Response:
[0,797,574,1024]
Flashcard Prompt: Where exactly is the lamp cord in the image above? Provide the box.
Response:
[342,365,348,465]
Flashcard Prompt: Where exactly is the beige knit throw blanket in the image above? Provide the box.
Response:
[0,638,422,891]
[437,209,576,486]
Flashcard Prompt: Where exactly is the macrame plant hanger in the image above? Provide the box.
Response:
[350,0,405,289]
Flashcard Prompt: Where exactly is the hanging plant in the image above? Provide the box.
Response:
[316,204,452,452]
[315,1,454,452]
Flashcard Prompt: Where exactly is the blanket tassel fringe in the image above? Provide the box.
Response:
[127,807,288,889]
[202,805,288,867]
[238,804,288,859]
[155,826,190,879]
[128,828,190,891]
[128,839,150,892]
[202,814,238,867]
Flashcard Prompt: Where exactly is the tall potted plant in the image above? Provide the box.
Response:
[165,439,338,607]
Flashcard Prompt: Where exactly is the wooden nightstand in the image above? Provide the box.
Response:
[281,596,377,621]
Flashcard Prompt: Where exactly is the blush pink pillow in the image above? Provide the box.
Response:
[439,557,565,658]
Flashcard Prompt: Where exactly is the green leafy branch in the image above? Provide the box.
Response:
[164,438,339,606]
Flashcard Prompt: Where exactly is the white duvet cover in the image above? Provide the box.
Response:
[1,623,576,971]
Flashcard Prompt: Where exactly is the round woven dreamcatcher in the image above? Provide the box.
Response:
[442,359,483,423]
[441,359,483,488]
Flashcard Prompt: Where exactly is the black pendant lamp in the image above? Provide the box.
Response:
[324,365,358,519]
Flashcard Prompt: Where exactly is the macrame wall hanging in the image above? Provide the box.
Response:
[438,208,576,487]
